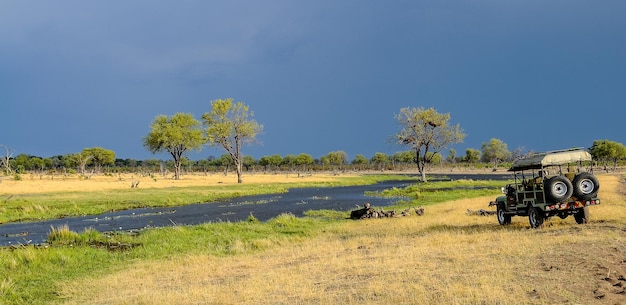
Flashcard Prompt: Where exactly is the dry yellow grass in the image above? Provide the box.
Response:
[0,173,352,195]
[57,174,626,305]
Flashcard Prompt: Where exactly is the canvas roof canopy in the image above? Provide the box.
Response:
[509,148,592,171]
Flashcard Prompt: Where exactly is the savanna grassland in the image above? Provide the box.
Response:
[1,172,625,305]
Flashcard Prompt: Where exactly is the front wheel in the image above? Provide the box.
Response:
[574,207,590,224]
[529,207,544,228]
[497,204,511,225]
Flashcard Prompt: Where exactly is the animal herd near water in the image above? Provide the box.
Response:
[349,203,425,220]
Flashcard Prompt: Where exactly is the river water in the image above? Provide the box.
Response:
[0,173,511,246]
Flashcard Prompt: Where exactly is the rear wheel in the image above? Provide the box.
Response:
[529,207,544,228]
[572,173,600,200]
[497,204,511,225]
[574,207,590,224]
[545,176,573,202]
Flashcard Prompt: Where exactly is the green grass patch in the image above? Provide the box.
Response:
[367,178,512,208]
[1,213,333,305]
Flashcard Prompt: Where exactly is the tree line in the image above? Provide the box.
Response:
[2,101,625,182]
[4,139,623,179]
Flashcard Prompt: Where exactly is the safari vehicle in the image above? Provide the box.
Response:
[493,148,600,228]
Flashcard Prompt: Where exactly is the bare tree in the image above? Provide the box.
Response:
[0,144,15,175]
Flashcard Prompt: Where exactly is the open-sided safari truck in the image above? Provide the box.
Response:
[492,148,600,228]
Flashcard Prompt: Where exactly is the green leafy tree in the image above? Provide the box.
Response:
[394,107,465,181]
[202,98,263,184]
[242,155,256,171]
[73,150,94,175]
[481,138,511,170]
[282,154,297,170]
[392,151,415,163]
[590,140,626,170]
[323,151,348,170]
[295,153,315,171]
[30,157,45,172]
[12,154,31,170]
[143,113,203,180]
[351,154,368,169]
[370,152,389,171]
[447,149,457,164]
[86,147,116,172]
[462,148,481,163]
[212,154,235,171]
[259,154,283,171]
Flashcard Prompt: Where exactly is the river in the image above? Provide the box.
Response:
[0,173,511,246]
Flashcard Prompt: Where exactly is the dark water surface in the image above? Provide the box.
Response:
[0,173,510,246]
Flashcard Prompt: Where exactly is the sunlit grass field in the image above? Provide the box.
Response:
[1,172,624,304]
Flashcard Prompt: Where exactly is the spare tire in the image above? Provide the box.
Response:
[572,172,600,200]
[544,176,573,203]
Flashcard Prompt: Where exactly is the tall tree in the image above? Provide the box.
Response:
[202,98,263,184]
[394,107,465,181]
[143,113,203,180]
[481,138,511,170]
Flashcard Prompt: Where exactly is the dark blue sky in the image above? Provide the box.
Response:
[1,1,625,161]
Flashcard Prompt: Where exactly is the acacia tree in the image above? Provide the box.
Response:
[87,147,116,172]
[481,138,511,171]
[394,107,465,182]
[72,150,94,176]
[143,113,203,180]
[202,98,263,184]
